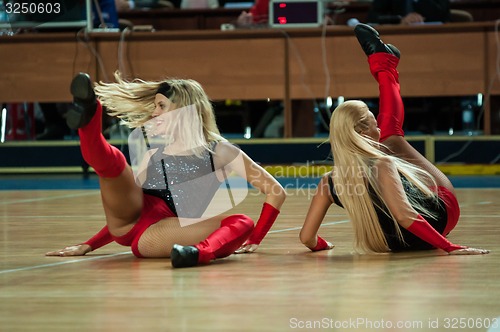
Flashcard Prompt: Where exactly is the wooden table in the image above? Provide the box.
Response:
[1,22,499,136]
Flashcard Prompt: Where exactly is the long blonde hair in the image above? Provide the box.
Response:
[94,71,225,149]
[330,100,438,253]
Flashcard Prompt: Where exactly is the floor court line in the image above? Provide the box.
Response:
[2,188,495,275]
[0,220,348,275]
[0,191,99,205]
[14,215,104,219]
[2,211,496,275]
[268,220,350,233]
[458,214,500,218]
[0,252,132,275]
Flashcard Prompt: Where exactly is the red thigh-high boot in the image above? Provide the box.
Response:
[67,73,126,178]
[369,53,404,142]
[77,100,126,177]
[354,23,403,143]
[170,214,254,268]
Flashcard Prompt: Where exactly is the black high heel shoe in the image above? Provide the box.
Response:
[66,73,97,130]
[354,23,400,59]
[170,244,200,268]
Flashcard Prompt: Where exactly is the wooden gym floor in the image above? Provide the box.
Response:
[0,180,499,332]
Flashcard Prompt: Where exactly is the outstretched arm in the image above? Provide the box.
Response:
[45,225,113,256]
[238,150,286,252]
[214,142,286,253]
[299,174,335,251]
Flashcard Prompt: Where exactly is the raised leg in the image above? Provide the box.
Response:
[354,24,455,192]
[69,73,144,236]
[368,53,404,142]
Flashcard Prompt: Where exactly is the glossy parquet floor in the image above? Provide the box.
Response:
[1,183,499,332]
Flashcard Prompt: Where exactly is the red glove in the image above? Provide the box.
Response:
[82,225,114,251]
[310,236,330,252]
[406,215,465,253]
[245,203,280,245]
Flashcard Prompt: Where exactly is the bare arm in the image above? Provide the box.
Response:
[375,157,419,228]
[299,174,335,250]
[215,142,286,209]
[215,142,286,253]
[243,155,286,210]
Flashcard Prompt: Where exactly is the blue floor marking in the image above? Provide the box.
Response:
[1,175,499,190]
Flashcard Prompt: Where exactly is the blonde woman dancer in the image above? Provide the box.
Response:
[47,73,286,267]
[299,24,488,255]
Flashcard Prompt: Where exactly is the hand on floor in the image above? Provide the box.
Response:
[234,243,259,254]
[45,244,92,256]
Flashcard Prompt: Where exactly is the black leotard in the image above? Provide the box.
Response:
[328,175,448,251]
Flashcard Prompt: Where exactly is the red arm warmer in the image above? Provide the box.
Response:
[82,225,114,251]
[406,215,465,253]
[310,236,329,252]
[246,203,280,245]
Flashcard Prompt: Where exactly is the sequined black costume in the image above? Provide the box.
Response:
[142,144,222,218]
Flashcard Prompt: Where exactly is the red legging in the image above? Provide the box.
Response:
[369,53,460,237]
[368,53,405,142]
[78,100,127,178]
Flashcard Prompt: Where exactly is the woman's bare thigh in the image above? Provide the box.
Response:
[99,165,145,236]
[137,215,227,257]
[383,136,455,194]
